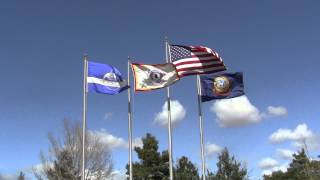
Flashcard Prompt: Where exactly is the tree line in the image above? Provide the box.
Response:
[5,120,319,180]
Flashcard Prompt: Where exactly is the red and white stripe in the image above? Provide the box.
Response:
[171,46,226,77]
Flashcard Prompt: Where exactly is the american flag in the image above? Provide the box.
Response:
[169,45,226,77]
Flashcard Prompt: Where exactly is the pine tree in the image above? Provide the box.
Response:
[263,149,320,180]
[215,148,247,180]
[287,149,310,179]
[175,156,199,180]
[127,133,169,179]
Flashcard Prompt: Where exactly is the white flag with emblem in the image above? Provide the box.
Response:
[131,63,179,91]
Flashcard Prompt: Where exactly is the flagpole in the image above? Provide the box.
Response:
[197,74,206,180]
[165,39,174,180]
[82,54,88,180]
[127,57,133,180]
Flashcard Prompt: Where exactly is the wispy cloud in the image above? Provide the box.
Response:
[104,112,113,120]
[210,96,288,127]
[154,100,186,126]
[266,106,288,117]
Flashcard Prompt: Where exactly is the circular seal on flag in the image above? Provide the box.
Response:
[149,70,164,84]
[103,72,118,82]
[212,76,231,96]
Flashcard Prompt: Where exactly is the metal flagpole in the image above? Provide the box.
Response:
[82,54,88,180]
[165,39,174,180]
[197,74,206,180]
[127,58,133,180]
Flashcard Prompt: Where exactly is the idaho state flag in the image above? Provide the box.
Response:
[201,72,244,102]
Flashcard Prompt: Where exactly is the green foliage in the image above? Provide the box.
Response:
[263,149,320,180]
[215,148,247,180]
[128,134,248,180]
[286,149,310,179]
[263,170,288,180]
[127,133,169,179]
[175,156,199,180]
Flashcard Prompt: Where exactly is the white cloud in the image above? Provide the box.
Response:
[210,96,262,127]
[154,100,186,126]
[269,124,313,143]
[111,170,127,180]
[262,164,288,176]
[104,112,113,120]
[277,149,294,160]
[267,106,288,117]
[258,157,279,170]
[269,123,319,150]
[89,129,142,151]
[210,96,288,127]
[90,129,127,150]
[205,143,223,159]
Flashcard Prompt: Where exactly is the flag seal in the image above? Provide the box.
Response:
[212,76,232,96]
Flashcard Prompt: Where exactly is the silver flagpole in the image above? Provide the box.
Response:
[165,39,174,180]
[82,54,88,180]
[197,75,206,180]
[127,57,133,180]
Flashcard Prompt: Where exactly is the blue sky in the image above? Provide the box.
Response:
[1,0,320,179]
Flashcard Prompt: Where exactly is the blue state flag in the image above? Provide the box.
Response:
[201,72,244,102]
[87,61,128,95]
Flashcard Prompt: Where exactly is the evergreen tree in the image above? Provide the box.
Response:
[263,149,320,180]
[215,148,247,180]
[127,133,169,180]
[175,156,199,180]
[286,149,310,179]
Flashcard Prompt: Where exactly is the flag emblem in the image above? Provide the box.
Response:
[213,76,231,96]
[149,70,165,84]
[131,63,179,91]
[201,72,244,102]
[87,61,128,94]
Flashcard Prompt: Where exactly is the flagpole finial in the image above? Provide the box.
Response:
[84,52,88,61]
